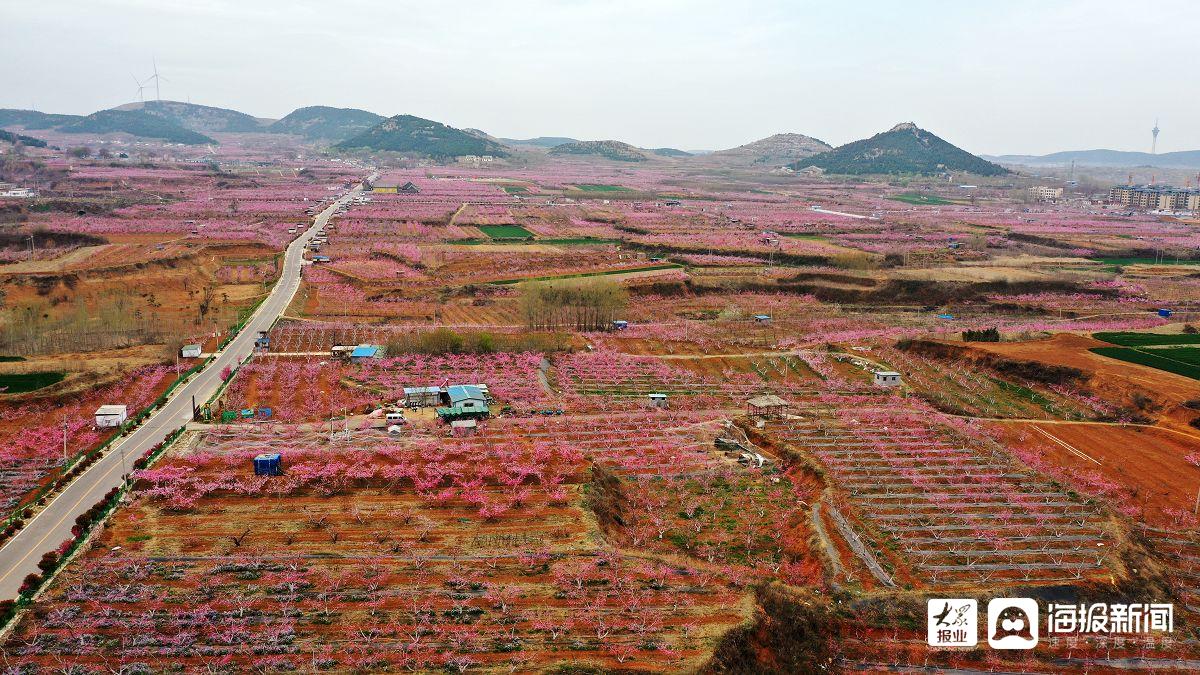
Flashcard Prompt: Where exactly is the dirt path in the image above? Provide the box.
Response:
[827,504,895,588]
[448,202,468,227]
[809,502,844,580]
[536,357,556,397]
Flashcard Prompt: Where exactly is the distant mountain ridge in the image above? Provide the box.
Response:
[500,136,580,149]
[649,147,692,157]
[269,106,384,141]
[797,122,1007,176]
[547,140,649,162]
[987,148,1200,169]
[336,114,510,158]
[710,133,832,166]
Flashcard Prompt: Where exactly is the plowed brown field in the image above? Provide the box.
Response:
[989,420,1200,526]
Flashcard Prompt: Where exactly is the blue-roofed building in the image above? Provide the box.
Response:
[437,385,491,422]
[447,385,488,413]
[350,344,381,362]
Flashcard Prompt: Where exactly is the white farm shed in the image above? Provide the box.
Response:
[873,371,902,388]
[180,344,202,358]
[94,405,128,428]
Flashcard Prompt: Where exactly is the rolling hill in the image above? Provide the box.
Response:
[986,149,1200,169]
[0,109,84,130]
[797,123,1008,176]
[547,140,649,162]
[649,147,693,158]
[335,114,510,158]
[709,133,831,167]
[58,109,216,145]
[0,129,48,147]
[269,106,385,141]
[113,100,268,133]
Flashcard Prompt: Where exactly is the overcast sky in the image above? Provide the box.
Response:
[3,0,1197,155]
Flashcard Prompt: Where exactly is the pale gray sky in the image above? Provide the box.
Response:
[3,0,1197,154]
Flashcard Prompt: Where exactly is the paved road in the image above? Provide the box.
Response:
[0,177,371,599]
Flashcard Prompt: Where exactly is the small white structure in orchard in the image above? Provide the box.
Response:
[450,419,478,436]
[94,405,128,428]
[648,393,669,408]
[873,371,902,388]
[180,344,202,358]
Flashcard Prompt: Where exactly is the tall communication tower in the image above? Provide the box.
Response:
[1152,118,1160,154]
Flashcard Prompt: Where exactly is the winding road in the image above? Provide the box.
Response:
[0,176,372,599]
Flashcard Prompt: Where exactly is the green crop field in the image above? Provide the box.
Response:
[571,184,630,192]
[502,185,528,194]
[1090,346,1200,381]
[1094,332,1200,347]
[887,192,956,206]
[0,371,66,393]
[477,224,534,239]
[1164,348,1200,365]
[1089,257,1198,267]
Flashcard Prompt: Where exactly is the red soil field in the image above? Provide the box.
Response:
[990,420,1200,527]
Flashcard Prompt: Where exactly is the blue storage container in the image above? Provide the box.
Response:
[1158,308,1173,318]
[258,407,273,418]
[253,453,282,476]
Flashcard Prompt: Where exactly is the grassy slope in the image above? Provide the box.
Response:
[0,371,66,393]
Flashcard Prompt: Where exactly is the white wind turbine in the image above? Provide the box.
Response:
[145,58,169,101]
[132,74,148,103]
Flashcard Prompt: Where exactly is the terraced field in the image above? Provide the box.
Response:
[766,401,1114,586]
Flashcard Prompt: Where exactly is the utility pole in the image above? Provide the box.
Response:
[61,418,68,464]
[119,441,128,486]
